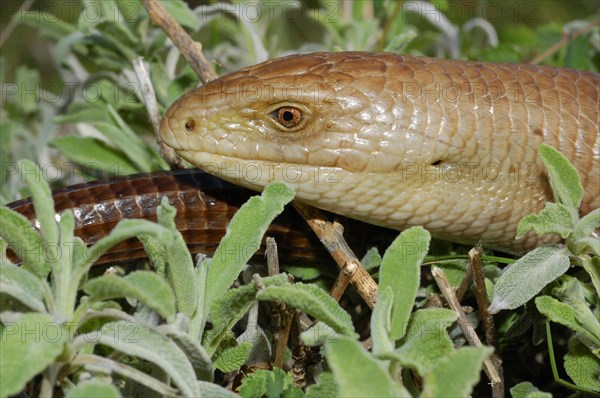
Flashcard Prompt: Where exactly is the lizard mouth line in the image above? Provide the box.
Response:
[177,150,345,190]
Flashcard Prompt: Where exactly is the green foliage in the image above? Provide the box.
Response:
[378,226,430,339]
[1,0,598,397]
[84,271,176,322]
[488,144,600,395]
[204,182,295,317]
[239,368,303,398]
[0,313,68,398]
[257,282,356,337]
[213,342,252,373]
[66,381,122,398]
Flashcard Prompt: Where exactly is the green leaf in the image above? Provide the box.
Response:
[213,341,252,373]
[301,321,338,346]
[207,275,288,355]
[18,11,76,41]
[20,160,60,266]
[421,347,493,397]
[0,261,47,312]
[189,257,210,341]
[509,381,552,398]
[564,338,600,391]
[83,321,198,397]
[379,226,430,339]
[582,257,600,297]
[325,335,407,397]
[66,380,122,398]
[74,219,172,277]
[574,208,600,240]
[489,246,570,313]
[205,182,294,315]
[384,31,418,53]
[211,274,288,329]
[196,381,239,398]
[535,296,600,347]
[538,144,584,212]
[404,308,458,341]
[257,282,355,337]
[84,271,176,322]
[0,207,48,277]
[516,202,574,239]
[55,31,87,69]
[51,136,135,175]
[573,237,600,256]
[168,331,213,382]
[239,368,303,398]
[573,209,600,254]
[378,326,454,376]
[0,313,68,398]
[95,20,138,60]
[159,0,200,30]
[13,67,41,115]
[361,247,382,270]
[371,286,394,354]
[156,198,197,317]
[92,121,154,173]
[305,372,338,398]
[54,103,111,125]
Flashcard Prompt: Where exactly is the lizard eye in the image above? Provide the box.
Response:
[272,107,303,129]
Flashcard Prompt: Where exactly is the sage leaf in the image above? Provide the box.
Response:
[0,313,68,398]
[421,347,493,397]
[538,144,584,212]
[379,226,430,339]
[489,246,570,313]
[325,335,408,397]
[84,271,176,322]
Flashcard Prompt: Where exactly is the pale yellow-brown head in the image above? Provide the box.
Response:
[159,52,599,253]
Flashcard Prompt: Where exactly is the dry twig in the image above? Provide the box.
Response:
[432,267,501,387]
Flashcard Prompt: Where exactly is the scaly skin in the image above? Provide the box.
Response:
[159,52,599,254]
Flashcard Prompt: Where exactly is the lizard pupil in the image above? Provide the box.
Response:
[274,107,302,129]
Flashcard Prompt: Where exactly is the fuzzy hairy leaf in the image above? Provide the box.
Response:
[213,341,251,373]
[84,271,176,322]
[379,226,430,339]
[305,372,338,398]
[83,321,198,397]
[404,308,458,341]
[371,286,394,354]
[0,313,68,398]
[564,338,600,391]
[0,261,46,312]
[257,283,355,337]
[516,202,574,239]
[510,381,552,398]
[535,296,600,347]
[538,144,584,212]
[204,182,294,315]
[421,347,493,397]
[378,327,454,376]
[66,381,121,398]
[156,198,197,317]
[0,207,48,277]
[325,335,407,397]
[489,246,570,313]
[238,367,302,398]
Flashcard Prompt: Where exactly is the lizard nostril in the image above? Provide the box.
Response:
[184,118,196,134]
